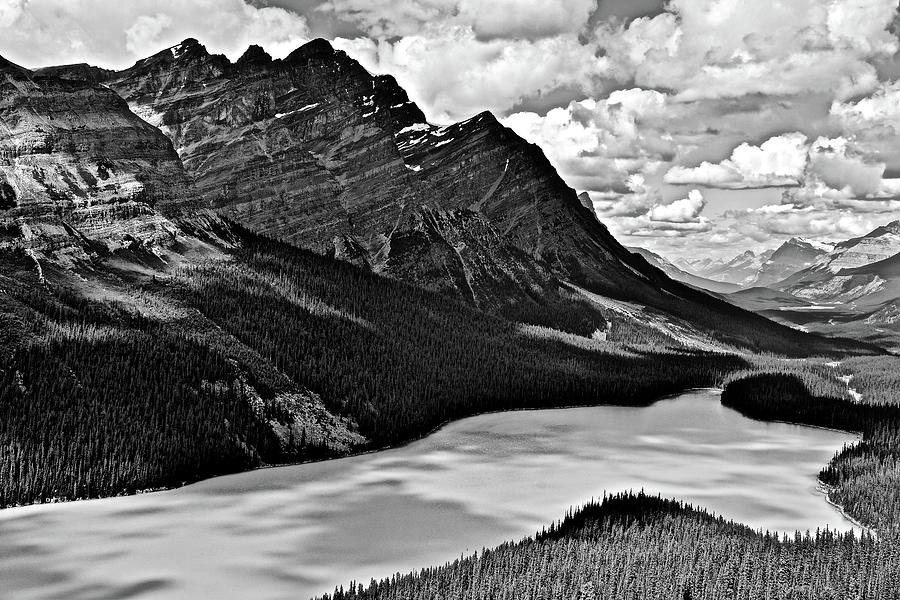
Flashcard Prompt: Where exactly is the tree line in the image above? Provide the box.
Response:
[721,370,900,531]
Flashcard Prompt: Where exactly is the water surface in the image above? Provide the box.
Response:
[0,389,859,600]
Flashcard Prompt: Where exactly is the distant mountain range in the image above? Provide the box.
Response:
[640,222,900,349]
[677,237,834,288]
[627,247,740,295]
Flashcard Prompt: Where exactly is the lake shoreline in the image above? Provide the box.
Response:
[0,387,725,513]
[0,389,862,600]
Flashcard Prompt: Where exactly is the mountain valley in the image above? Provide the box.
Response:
[1,22,900,600]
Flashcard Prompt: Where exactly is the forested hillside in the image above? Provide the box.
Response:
[0,231,752,507]
[321,492,894,600]
[317,362,900,600]
[721,370,900,530]
[178,228,749,445]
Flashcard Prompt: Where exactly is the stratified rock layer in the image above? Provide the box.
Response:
[105,40,667,306]
[0,55,193,259]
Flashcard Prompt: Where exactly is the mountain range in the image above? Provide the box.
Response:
[651,223,900,349]
[678,237,835,288]
[5,37,854,353]
[728,222,900,349]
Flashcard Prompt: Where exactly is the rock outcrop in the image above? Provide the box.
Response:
[0,55,193,262]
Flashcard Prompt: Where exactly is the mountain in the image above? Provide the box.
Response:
[700,249,775,286]
[675,256,722,275]
[753,237,834,287]
[727,222,900,349]
[774,221,900,305]
[627,246,741,294]
[690,238,832,289]
[73,37,862,354]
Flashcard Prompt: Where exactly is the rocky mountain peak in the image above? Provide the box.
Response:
[236,44,272,67]
[33,62,114,83]
[577,191,593,210]
[880,220,900,234]
[171,38,206,58]
[285,37,340,62]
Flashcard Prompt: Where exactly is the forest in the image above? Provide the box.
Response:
[320,491,897,600]
[721,371,900,531]
[318,363,900,600]
[177,228,750,444]
[3,227,899,599]
[0,231,749,507]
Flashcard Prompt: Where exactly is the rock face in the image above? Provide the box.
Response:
[0,55,193,260]
[697,249,775,287]
[101,40,688,302]
[776,222,900,301]
[726,222,900,350]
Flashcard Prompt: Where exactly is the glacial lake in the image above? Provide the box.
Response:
[0,389,860,600]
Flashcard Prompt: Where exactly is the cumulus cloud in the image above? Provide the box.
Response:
[805,137,887,198]
[0,0,26,28]
[594,0,898,102]
[664,133,809,188]
[334,25,599,121]
[649,189,706,223]
[0,0,311,69]
[503,90,676,192]
[319,0,595,40]
[4,0,900,259]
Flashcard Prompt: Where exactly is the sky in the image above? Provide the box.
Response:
[2,0,900,261]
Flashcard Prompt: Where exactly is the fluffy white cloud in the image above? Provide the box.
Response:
[805,137,888,198]
[124,14,173,56]
[319,0,595,40]
[0,0,311,68]
[665,133,809,189]
[334,25,599,121]
[594,0,897,101]
[504,90,675,192]
[649,189,706,223]
[0,0,26,28]
[4,0,900,259]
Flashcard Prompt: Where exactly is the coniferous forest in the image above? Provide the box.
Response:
[321,492,897,600]
[320,364,900,600]
[0,230,750,507]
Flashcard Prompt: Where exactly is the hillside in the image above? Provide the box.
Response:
[320,492,891,600]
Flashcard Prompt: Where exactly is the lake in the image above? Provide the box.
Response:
[0,389,859,600]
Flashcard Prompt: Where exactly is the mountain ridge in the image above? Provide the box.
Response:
[85,36,866,354]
